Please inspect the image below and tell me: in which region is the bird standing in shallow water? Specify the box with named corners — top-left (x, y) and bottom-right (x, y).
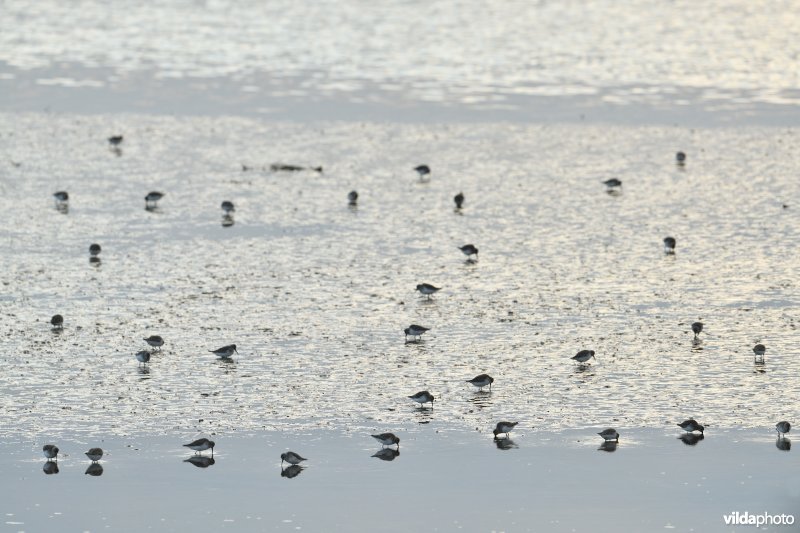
top-left (184, 438), bottom-right (215, 455)
top-left (598, 428), bottom-right (619, 442)
top-left (143, 335), bottom-right (164, 349)
top-left (466, 374), bottom-right (494, 391)
top-left (493, 421), bottom-right (519, 438)
top-left (145, 191), bottom-right (164, 208)
top-left (53, 191), bottom-right (69, 203)
top-left (220, 201), bottom-right (235, 214)
top-left (454, 192), bottom-right (464, 209)
top-left (209, 344), bottom-right (237, 359)
top-left (372, 433), bottom-right (400, 447)
top-left (676, 151), bottom-right (686, 165)
top-left (409, 390), bottom-right (434, 407)
top-left (347, 190), bottom-right (358, 206)
top-left (404, 325), bottom-right (429, 341)
top-left (663, 237), bottom-right (676, 254)
top-left (459, 244), bottom-right (478, 260)
top-left (108, 135), bottom-right (123, 146)
top-left (281, 452), bottom-right (307, 466)
top-left (776, 421), bottom-right (791, 437)
top-left (50, 314), bottom-right (64, 329)
top-left (677, 419), bottom-right (705, 433)
top-left (414, 164), bottom-right (430, 180)
top-left (135, 350), bottom-right (151, 366)
top-left (85, 448), bottom-right (103, 462)
top-left (416, 283), bottom-right (440, 299)
top-left (691, 322), bottom-right (703, 338)
top-left (89, 243), bottom-right (101, 256)
top-left (602, 178), bottom-right (622, 190)
top-left (43, 444), bottom-right (59, 461)
top-left (571, 350), bottom-right (595, 365)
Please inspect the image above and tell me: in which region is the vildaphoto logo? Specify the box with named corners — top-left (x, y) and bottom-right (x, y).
top-left (723, 512), bottom-right (794, 526)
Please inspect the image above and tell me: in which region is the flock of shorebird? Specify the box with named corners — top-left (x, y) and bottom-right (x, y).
top-left (39, 142), bottom-right (792, 477)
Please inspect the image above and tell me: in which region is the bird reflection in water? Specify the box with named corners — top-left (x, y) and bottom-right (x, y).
top-left (137, 366), bottom-right (151, 377)
top-left (184, 456), bottom-right (216, 468)
top-left (221, 214), bottom-right (234, 227)
top-left (281, 465), bottom-right (305, 478)
top-left (776, 437), bottom-right (791, 452)
top-left (598, 441), bottom-right (618, 452)
top-left (43, 461), bottom-right (60, 475)
top-left (372, 448), bottom-right (400, 461)
top-left (678, 433), bottom-right (705, 446)
top-left (691, 338), bottom-right (703, 353)
top-left (85, 463), bottom-right (104, 476)
top-left (494, 437), bottom-right (517, 450)
top-left (89, 257), bottom-right (101, 267)
top-left (467, 392), bottom-right (493, 410)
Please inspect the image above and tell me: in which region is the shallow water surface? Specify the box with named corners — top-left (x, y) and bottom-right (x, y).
top-left (1, 114), bottom-right (798, 440)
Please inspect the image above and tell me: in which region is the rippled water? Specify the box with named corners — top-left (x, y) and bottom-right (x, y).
top-left (1, 0), bottom-right (799, 120)
top-left (1, 113), bottom-right (798, 439)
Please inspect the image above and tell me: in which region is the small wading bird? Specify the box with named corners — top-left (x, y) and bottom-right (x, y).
top-left (53, 191), bottom-right (69, 204)
top-left (184, 438), bottom-right (215, 455)
top-left (663, 236), bottom-right (676, 254)
top-left (89, 243), bottom-right (102, 256)
top-left (409, 390), bottom-right (434, 407)
top-left (85, 448), bottom-right (104, 462)
top-left (404, 325), bottom-right (429, 341)
top-left (43, 444), bottom-right (59, 461)
top-left (571, 349), bottom-right (596, 365)
top-left (209, 344), bottom-right (238, 359)
top-left (776, 421), bottom-right (791, 437)
top-left (598, 428), bottom-right (619, 442)
top-left (677, 419), bottom-right (705, 434)
top-left (347, 190), bottom-right (358, 206)
top-left (691, 322), bottom-right (703, 338)
top-left (145, 191), bottom-right (164, 209)
top-left (135, 350), bottom-right (151, 366)
top-left (50, 314), bottom-right (64, 329)
top-left (466, 373), bottom-right (494, 391)
top-left (108, 135), bottom-right (123, 146)
top-left (602, 178), bottom-right (622, 190)
top-left (493, 421), bottom-right (519, 439)
top-left (676, 151), bottom-right (686, 165)
top-left (414, 164), bottom-right (430, 180)
top-left (454, 192), bottom-right (464, 209)
top-left (143, 335), bottom-right (164, 349)
top-left (372, 433), bottom-right (400, 448)
top-left (221, 201), bottom-right (235, 214)
top-left (459, 244), bottom-right (478, 260)
top-left (280, 451), bottom-right (307, 466)
top-left (416, 283), bottom-right (440, 298)
top-left (753, 343), bottom-right (766, 363)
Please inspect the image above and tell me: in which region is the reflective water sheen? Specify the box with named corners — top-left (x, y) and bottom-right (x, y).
top-left (1, 0), bottom-right (799, 121)
top-left (1, 113), bottom-right (798, 439)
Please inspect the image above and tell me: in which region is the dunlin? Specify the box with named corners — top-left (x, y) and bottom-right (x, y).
top-left (571, 350), bottom-right (596, 365)
top-left (348, 190), bottom-right (358, 206)
top-left (409, 390), bottom-right (434, 407)
top-left (691, 322), bottom-right (703, 338)
top-left (221, 201), bottom-right (235, 214)
top-left (53, 191), bottom-right (69, 203)
top-left (776, 421), bottom-right (791, 437)
top-left (676, 151), bottom-right (686, 164)
top-left (270, 163), bottom-right (323, 173)
top-left (209, 344), bottom-right (237, 358)
top-left (372, 432), bottom-right (400, 447)
top-left (85, 448), bottom-right (104, 462)
top-left (602, 178), bottom-right (622, 189)
top-left (135, 350), bottom-right (151, 365)
top-left (414, 164), bottom-right (430, 179)
top-left (598, 428), bottom-right (619, 442)
top-left (663, 237), bottom-right (676, 254)
top-left (183, 438), bottom-right (215, 455)
top-left (89, 243), bottom-right (102, 256)
top-left (143, 335), bottom-right (164, 349)
top-left (108, 135), bottom-right (123, 146)
top-left (416, 283), bottom-right (441, 298)
top-left (466, 374), bottom-right (494, 391)
top-left (50, 314), bottom-right (64, 329)
top-left (43, 444), bottom-right (59, 461)
top-left (280, 451), bottom-right (307, 466)
top-left (459, 244), bottom-right (479, 259)
top-left (493, 421), bottom-right (519, 438)
top-left (145, 191), bottom-right (164, 208)
top-left (677, 419), bottom-right (705, 433)
top-left (404, 325), bottom-right (430, 341)
top-left (454, 192), bottom-right (464, 209)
